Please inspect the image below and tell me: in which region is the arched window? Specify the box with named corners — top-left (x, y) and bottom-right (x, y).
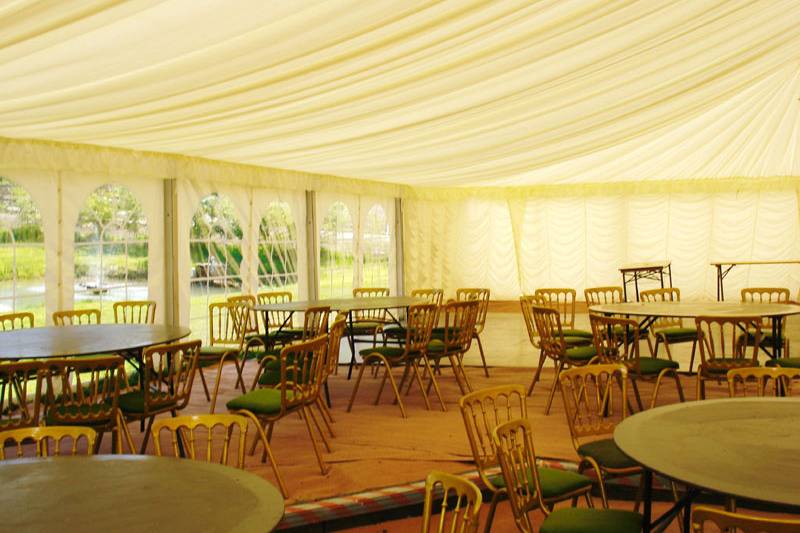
top-left (362, 204), bottom-right (390, 288)
top-left (0, 177), bottom-right (45, 325)
top-left (74, 184), bottom-right (148, 322)
top-left (319, 202), bottom-right (354, 298)
top-left (258, 202), bottom-right (298, 297)
top-left (190, 194), bottom-right (243, 337)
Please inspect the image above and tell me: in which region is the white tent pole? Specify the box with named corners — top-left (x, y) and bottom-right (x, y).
top-left (394, 197), bottom-right (404, 297)
top-left (305, 190), bottom-right (319, 301)
top-left (163, 178), bottom-right (179, 326)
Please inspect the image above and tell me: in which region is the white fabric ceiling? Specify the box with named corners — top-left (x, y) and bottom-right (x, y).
top-left (1, 0), bottom-right (799, 187)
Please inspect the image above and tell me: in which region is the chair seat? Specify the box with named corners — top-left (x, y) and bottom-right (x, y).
top-left (199, 346), bottom-right (238, 358)
top-left (766, 358), bottom-right (800, 368)
top-left (226, 388), bottom-right (293, 415)
top-left (359, 346), bottom-right (406, 358)
top-left (632, 357), bottom-right (680, 375)
top-left (577, 438), bottom-right (639, 470)
top-left (656, 327), bottom-right (697, 341)
top-left (45, 403), bottom-right (115, 425)
top-left (541, 507), bottom-right (642, 533)
top-left (741, 330), bottom-right (786, 345)
top-left (561, 328), bottom-right (593, 339)
top-left (118, 390), bottom-right (175, 413)
top-left (349, 321), bottom-right (384, 334)
top-left (565, 345), bottom-right (597, 362)
top-left (383, 325), bottom-right (405, 335)
top-left (702, 359), bottom-right (759, 374)
top-left (563, 336), bottom-right (593, 346)
top-left (488, 467), bottom-right (592, 499)
top-left (431, 327), bottom-right (465, 340)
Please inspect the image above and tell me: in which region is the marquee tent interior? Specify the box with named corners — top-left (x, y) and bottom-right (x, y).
top-left (2, 1), bottom-right (800, 532)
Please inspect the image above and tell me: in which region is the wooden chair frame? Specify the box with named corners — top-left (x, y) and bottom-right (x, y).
top-left (0, 426), bottom-right (97, 459)
top-left (315, 315), bottom-right (347, 439)
top-left (0, 361), bottom-right (44, 430)
top-left (53, 308), bottom-right (101, 326)
top-left (200, 302), bottom-right (247, 413)
top-left (152, 414), bottom-right (249, 468)
top-left (456, 288), bottom-right (490, 378)
top-left (696, 316), bottom-right (761, 400)
top-left (640, 287), bottom-right (697, 370)
top-left (228, 294), bottom-right (260, 338)
top-left (741, 287), bottom-right (790, 357)
top-left (691, 505), bottom-right (800, 532)
top-left (520, 295), bottom-right (547, 396)
top-left (113, 300), bottom-right (156, 324)
top-left (584, 286), bottom-right (624, 306)
top-left (426, 300), bottom-right (480, 397)
top-left (256, 291), bottom-right (297, 348)
top-left (727, 366), bottom-right (800, 397)
top-left (0, 311), bottom-right (34, 331)
top-left (351, 287), bottom-right (391, 347)
top-left (421, 470), bottom-right (483, 533)
top-left (383, 288), bottom-right (444, 343)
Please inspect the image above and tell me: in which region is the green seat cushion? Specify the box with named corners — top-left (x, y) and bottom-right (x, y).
top-left (766, 358), bottom-right (800, 368)
top-left (118, 390), bottom-right (175, 413)
top-left (634, 357), bottom-right (680, 375)
top-left (563, 336), bottom-right (593, 347)
top-left (577, 438), bottom-right (638, 470)
top-left (561, 328), bottom-right (593, 339)
top-left (488, 467), bottom-right (592, 499)
top-left (358, 346), bottom-right (405, 358)
top-left (200, 346), bottom-right (238, 357)
top-left (565, 345), bottom-right (597, 362)
top-left (656, 327), bottom-right (697, 341)
top-left (431, 327), bottom-right (465, 340)
top-left (350, 321), bottom-right (383, 334)
top-left (541, 507), bottom-right (642, 533)
top-left (383, 326), bottom-right (406, 337)
top-left (45, 402), bottom-right (115, 425)
top-left (703, 359), bottom-right (759, 374)
top-left (226, 388), bottom-right (292, 415)
top-left (426, 339), bottom-right (447, 353)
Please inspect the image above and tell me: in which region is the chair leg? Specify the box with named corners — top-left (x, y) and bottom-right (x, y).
top-left (347, 360), bottom-right (370, 413)
top-left (527, 350), bottom-right (547, 397)
top-left (688, 340), bottom-right (698, 374)
top-left (410, 359), bottom-right (432, 410)
top-left (306, 402), bottom-right (332, 453)
top-left (118, 412), bottom-right (136, 454)
top-left (422, 355), bottom-right (446, 412)
top-left (197, 366), bottom-right (212, 402)
top-left (315, 397), bottom-right (336, 438)
top-left (235, 410), bottom-right (288, 498)
top-left (630, 378), bottom-right (645, 411)
top-left (653, 337), bottom-right (661, 358)
top-left (139, 416), bottom-right (155, 455)
top-left (301, 406), bottom-right (330, 475)
top-left (544, 360), bottom-right (564, 415)
top-left (475, 333), bottom-right (489, 377)
top-left (483, 489), bottom-right (504, 533)
top-left (210, 357), bottom-right (228, 414)
top-left (375, 364), bottom-right (390, 405)
top-left (581, 457), bottom-right (608, 508)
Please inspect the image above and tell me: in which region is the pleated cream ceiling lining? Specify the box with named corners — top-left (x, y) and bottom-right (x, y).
top-left (1, 0), bottom-right (799, 187)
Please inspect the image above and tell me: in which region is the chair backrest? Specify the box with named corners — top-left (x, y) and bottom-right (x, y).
top-left (301, 306), bottom-right (330, 340)
top-left (695, 316), bottom-right (760, 366)
top-left (403, 303), bottom-right (438, 355)
top-left (421, 470), bottom-right (482, 533)
top-left (0, 312), bottom-right (34, 331)
top-left (352, 287), bottom-right (390, 322)
top-left (458, 384), bottom-right (527, 491)
top-left (584, 286), bottom-right (624, 305)
top-left (412, 288), bottom-right (444, 324)
top-left (227, 295), bottom-right (259, 336)
top-left (456, 288), bottom-right (490, 332)
top-left (0, 426), bottom-right (97, 459)
top-left (519, 296), bottom-right (539, 349)
top-left (113, 300), bottom-right (156, 324)
top-left (589, 314), bottom-right (643, 373)
top-left (727, 367), bottom-right (800, 397)
top-left (275, 334), bottom-right (329, 412)
top-left (152, 414), bottom-right (249, 468)
top-left (43, 356), bottom-right (123, 427)
top-left (324, 315), bottom-right (347, 380)
top-left (691, 505), bottom-right (800, 533)
top-left (257, 291), bottom-right (294, 330)
top-left (530, 305), bottom-right (566, 359)
top-left (53, 308), bottom-right (100, 326)
top-left (140, 339), bottom-right (201, 414)
top-left (439, 300), bottom-right (480, 354)
top-left (559, 364), bottom-right (628, 449)
top-left (0, 361), bottom-right (44, 430)
top-left (534, 288), bottom-right (577, 329)
top-left (640, 287), bottom-right (683, 329)
top-left (208, 302), bottom-right (245, 349)
top-left (741, 287), bottom-right (790, 328)
top-left (492, 418), bottom-right (546, 533)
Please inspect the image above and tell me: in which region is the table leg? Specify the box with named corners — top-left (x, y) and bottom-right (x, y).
top-left (623, 273), bottom-right (629, 302)
top-left (346, 310), bottom-right (358, 380)
top-left (643, 469), bottom-right (653, 533)
top-left (668, 264), bottom-right (673, 288)
top-left (716, 264), bottom-right (723, 301)
top-left (659, 268), bottom-right (664, 289)
top-left (634, 273), bottom-right (640, 302)
top-left (774, 315), bottom-right (782, 359)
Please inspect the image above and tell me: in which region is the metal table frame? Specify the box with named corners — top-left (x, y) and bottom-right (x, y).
top-left (619, 262), bottom-right (672, 302)
top-left (711, 260), bottom-right (800, 301)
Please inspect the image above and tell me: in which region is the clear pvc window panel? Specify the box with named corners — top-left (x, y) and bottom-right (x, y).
top-left (361, 204), bottom-right (390, 289)
top-left (258, 202), bottom-right (299, 298)
top-left (319, 201), bottom-right (354, 299)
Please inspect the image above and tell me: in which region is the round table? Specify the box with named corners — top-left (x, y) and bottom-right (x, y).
top-left (0, 455), bottom-right (285, 532)
top-left (0, 324), bottom-right (191, 360)
top-left (614, 398), bottom-right (800, 531)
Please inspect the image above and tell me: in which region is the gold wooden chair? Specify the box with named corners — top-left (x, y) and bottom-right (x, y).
top-left (0, 361), bottom-right (44, 430)
top-left (351, 287), bottom-right (391, 347)
top-left (458, 384), bottom-right (593, 533)
top-left (589, 314), bottom-right (684, 409)
top-left (534, 288), bottom-right (593, 341)
top-left (349, 303), bottom-right (441, 418)
top-left (228, 294), bottom-right (260, 339)
top-left (727, 366), bottom-right (800, 397)
top-left (0, 311), bottom-right (34, 330)
top-left (227, 334), bottom-right (329, 485)
top-left (53, 308), bottom-right (101, 326)
top-left (691, 505), bottom-right (800, 532)
top-left (696, 316), bottom-right (761, 400)
top-left (640, 287), bottom-right (698, 370)
top-left (152, 414), bottom-right (250, 468)
top-left (584, 286), bottom-right (624, 306)
top-left (383, 288), bottom-right (444, 343)
top-left (198, 302), bottom-right (247, 413)
top-left (741, 287), bottom-right (791, 357)
top-left (493, 418), bottom-right (642, 533)
top-left (559, 364), bottom-right (641, 508)
top-left (0, 426), bottom-right (97, 459)
top-left (530, 305), bottom-right (597, 414)
top-left (315, 315), bottom-right (347, 438)
top-left (257, 291), bottom-right (301, 349)
top-left (43, 355), bottom-right (126, 453)
top-left (426, 300), bottom-right (480, 396)
top-left (113, 300), bottom-right (156, 324)
top-left (119, 339), bottom-right (200, 454)
top-left (453, 288), bottom-right (491, 378)
top-left (421, 470), bottom-right (483, 533)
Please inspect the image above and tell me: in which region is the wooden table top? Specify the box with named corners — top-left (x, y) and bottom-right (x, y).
top-left (0, 324), bottom-right (191, 359)
top-left (619, 261), bottom-right (671, 272)
top-left (711, 259), bottom-right (800, 266)
top-left (0, 455), bottom-right (284, 532)
top-left (589, 301), bottom-right (800, 319)
top-left (255, 296), bottom-right (424, 313)
top-left (614, 398), bottom-right (800, 507)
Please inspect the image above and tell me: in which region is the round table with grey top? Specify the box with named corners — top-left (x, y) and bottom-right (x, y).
top-left (0, 455), bottom-right (285, 532)
top-left (614, 398), bottom-right (800, 532)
